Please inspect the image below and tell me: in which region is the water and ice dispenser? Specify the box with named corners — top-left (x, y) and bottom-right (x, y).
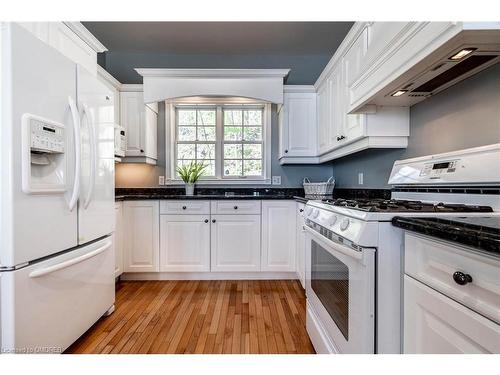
top-left (22, 113), bottom-right (68, 194)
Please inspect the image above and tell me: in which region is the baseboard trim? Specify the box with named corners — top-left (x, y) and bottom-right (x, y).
top-left (121, 271), bottom-right (298, 281)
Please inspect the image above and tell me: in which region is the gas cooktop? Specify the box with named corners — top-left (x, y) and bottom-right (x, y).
top-left (321, 198), bottom-right (494, 213)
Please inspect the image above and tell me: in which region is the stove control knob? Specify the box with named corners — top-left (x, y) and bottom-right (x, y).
top-left (340, 218), bottom-right (350, 231)
top-left (305, 206), bottom-right (313, 216)
top-left (311, 209), bottom-right (320, 218)
top-left (329, 216), bottom-right (337, 227)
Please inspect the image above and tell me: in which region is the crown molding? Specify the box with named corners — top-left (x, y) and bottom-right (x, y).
top-left (135, 68), bottom-right (290, 79)
top-left (283, 85), bottom-right (316, 94)
top-left (63, 22), bottom-right (107, 53)
top-left (97, 65), bottom-right (122, 89)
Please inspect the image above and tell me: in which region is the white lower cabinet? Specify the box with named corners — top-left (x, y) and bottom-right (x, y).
top-left (261, 201), bottom-right (297, 272)
top-left (295, 202), bottom-right (306, 288)
top-left (404, 275), bottom-right (500, 354)
top-left (159, 215), bottom-right (211, 272)
top-left (211, 215), bottom-right (261, 272)
top-left (123, 200), bottom-right (159, 272)
top-left (114, 201), bottom-right (124, 277)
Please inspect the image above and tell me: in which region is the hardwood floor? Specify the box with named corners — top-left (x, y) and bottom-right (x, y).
top-left (65, 280), bottom-right (315, 354)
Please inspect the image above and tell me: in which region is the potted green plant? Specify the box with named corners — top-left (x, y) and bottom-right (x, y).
top-left (176, 161), bottom-right (206, 196)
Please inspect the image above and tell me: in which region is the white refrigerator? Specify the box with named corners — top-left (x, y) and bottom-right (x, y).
top-left (0, 23), bottom-right (115, 353)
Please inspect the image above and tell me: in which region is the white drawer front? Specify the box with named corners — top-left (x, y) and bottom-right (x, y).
top-left (160, 200), bottom-right (210, 215)
top-left (211, 200), bottom-right (261, 215)
top-left (404, 275), bottom-right (500, 354)
top-left (405, 233), bottom-right (500, 324)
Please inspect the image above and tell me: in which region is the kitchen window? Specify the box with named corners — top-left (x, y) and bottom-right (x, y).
top-left (166, 98), bottom-right (272, 184)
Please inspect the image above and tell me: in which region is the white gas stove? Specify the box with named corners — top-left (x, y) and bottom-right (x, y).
top-left (304, 144), bottom-right (500, 354)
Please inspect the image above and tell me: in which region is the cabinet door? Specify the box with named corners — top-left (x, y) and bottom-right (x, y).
top-left (282, 93), bottom-right (317, 157)
top-left (114, 202), bottom-right (124, 277)
top-left (144, 105), bottom-right (158, 160)
top-left (160, 215), bottom-right (211, 272)
top-left (316, 82), bottom-right (330, 155)
top-left (120, 91), bottom-right (145, 157)
top-left (404, 275), bottom-right (500, 354)
top-left (261, 201), bottom-right (297, 272)
top-left (123, 200), bottom-right (159, 272)
top-left (211, 215), bottom-right (261, 272)
top-left (342, 29), bottom-right (367, 143)
top-left (296, 203), bottom-right (306, 288)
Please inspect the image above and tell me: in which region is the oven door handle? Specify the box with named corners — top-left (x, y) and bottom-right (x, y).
top-left (304, 225), bottom-right (364, 261)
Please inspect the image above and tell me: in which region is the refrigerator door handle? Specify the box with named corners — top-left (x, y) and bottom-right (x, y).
top-left (28, 239), bottom-right (112, 278)
top-left (68, 96), bottom-right (81, 211)
top-left (81, 103), bottom-right (96, 209)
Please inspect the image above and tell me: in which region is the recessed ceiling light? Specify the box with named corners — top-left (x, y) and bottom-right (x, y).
top-left (449, 48), bottom-right (477, 60)
top-left (391, 90), bottom-right (407, 97)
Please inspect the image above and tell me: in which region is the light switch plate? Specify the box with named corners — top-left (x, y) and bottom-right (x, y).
top-left (158, 176), bottom-right (165, 185)
top-left (358, 172), bottom-right (364, 185)
top-left (272, 176), bottom-right (282, 185)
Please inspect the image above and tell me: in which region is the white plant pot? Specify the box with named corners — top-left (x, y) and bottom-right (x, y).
top-left (185, 183), bottom-right (195, 196)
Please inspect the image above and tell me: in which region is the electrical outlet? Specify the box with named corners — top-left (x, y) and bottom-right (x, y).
top-left (158, 176), bottom-right (165, 185)
top-left (272, 176), bottom-right (282, 185)
top-left (358, 172), bottom-right (364, 185)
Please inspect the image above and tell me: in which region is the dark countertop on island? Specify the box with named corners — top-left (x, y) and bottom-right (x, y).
top-left (392, 216), bottom-right (500, 256)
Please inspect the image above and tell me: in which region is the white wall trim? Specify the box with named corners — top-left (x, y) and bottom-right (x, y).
top-left (97, 65), bottom-right (122, 90)
top-left (63, 22), bottom-right (107, 53)
top-left (120, 83), bottom-right (143, 92)
top-left (137, 69), bottom-right (290, 104)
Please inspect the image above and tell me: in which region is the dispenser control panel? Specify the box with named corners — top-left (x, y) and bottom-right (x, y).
top-left (29, 118), bottom-right (65, 153)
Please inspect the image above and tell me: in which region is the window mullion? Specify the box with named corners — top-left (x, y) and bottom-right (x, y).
top-left (216, 106), bottom-right (223, 180)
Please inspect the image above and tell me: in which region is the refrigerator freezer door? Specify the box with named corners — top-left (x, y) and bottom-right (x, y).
top-left (77, 66), bottom-right (115, 245)
top-left (0, 23), bottom-right (78, 268)
top-left (0, 236), bottom-right (115, 353)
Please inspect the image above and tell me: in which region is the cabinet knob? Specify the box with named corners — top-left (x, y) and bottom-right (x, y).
top-left (453, 271), bottom-right (472, 285)
top-left (336, 136), bottom-right (340, 141)
top-left (284, 149), bottom-right (288, 153)
top-left (204, 219), bottom-right (209, 223)
top-left (212, 219), bottom-right (216, 223)
top-left (182, 206), bottom-right (187, 210)
top-left (299, 209), bottom-right (304, 212)
top-left (140, 149), bottom-right (144, 153)
top-left (339, 135), bottom-right (346, 140)
top-left (234, 206), bottom-right (238, 210)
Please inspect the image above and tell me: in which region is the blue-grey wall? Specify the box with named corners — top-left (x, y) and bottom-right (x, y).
top-left (331, 63), bottom-right (500, 189)
top-left (115, 104), bottom-right (334, 188)
top-left (101, 51), bottom-right (333, 85)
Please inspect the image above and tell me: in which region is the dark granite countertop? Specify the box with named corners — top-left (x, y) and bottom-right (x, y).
top-left (115, 187), bottom-right (305, 201)
top-left (392, 216), bottom-right (500, 256)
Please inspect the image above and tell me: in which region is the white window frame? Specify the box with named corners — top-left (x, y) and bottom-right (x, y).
top-left (165, 97), bottom-right (272, 185)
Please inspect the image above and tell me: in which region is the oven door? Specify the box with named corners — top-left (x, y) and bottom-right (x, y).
top-left (305, 225), bottom-right (375, 354)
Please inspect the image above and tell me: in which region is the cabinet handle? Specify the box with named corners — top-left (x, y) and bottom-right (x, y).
top-left (204, 219), bottom-right (209, 223)
top-left (212, 219), bottom-right (216, 223)
top-left (453, 271), bottom-right (473, 285)
top-left (284, 149), bottom-right (288, 153)
top-left (182, 206), bottom-right (187, 210)
top-left (234, 206), bottom-right (238, 210)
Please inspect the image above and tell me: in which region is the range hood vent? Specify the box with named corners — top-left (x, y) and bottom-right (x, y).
top-left (412, 54), bottom-right (497, 93)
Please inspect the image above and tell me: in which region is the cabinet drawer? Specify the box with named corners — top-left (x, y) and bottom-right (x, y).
top-left (210, 200), bottom-right (261, 215)
top-left (404, 233), bottom-right (500, 324)
top-left (160, 200), bottom-right (210, 215)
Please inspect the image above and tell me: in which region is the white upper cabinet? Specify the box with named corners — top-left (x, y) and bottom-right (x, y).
top-left (316, 82), bottom-right (330, 155)
top-left (278, 88), bottom-right (318, 164)
top-left (120, 90), bottom-right (158, 164)
top-left (261, 201), bottom-right (297, 272)
top-left (349, 22), bottom-right (500, 111)
top-left (17, 22), bottom-right (106, 75)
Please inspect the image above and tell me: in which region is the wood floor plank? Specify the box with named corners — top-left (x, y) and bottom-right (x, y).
top-left (65, 280), bottom-right (315, 354)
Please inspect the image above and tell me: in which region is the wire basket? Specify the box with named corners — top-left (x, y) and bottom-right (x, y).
top-left (303, 177), bottom-right (335, 199)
